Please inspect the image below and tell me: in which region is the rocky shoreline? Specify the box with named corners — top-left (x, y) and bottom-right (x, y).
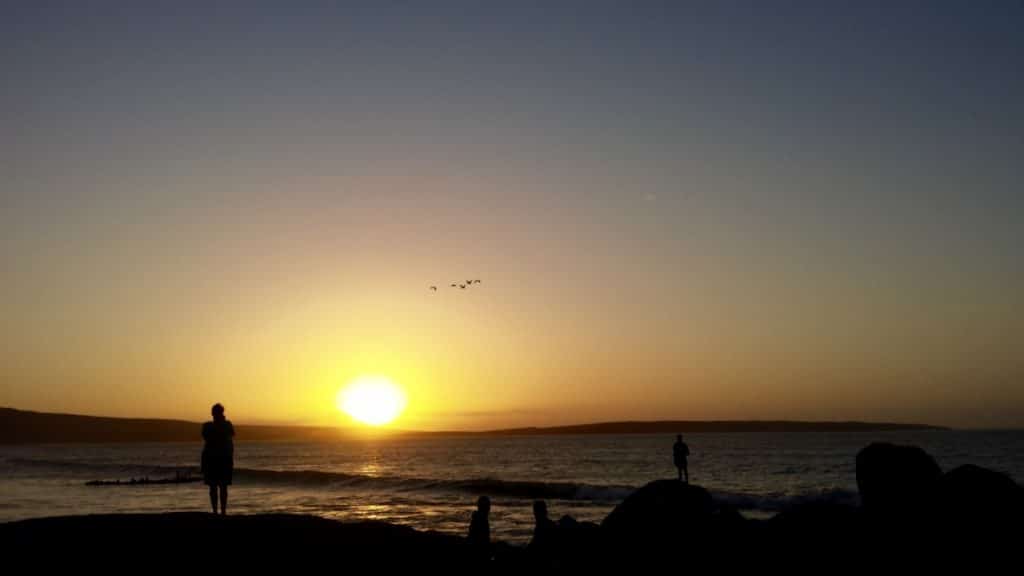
top-left (4, 442), bottom-right (1020, 566)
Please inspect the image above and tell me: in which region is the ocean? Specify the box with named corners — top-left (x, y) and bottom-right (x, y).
top-left (2, 430), bottom-right (1022, 543)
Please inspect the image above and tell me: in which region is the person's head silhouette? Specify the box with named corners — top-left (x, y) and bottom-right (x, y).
top-left (677, 434), bottom-right (682, 442)
top-left (476, 495), bottom-right (490, 515)
top-left (212, 403), bottom-right (225, 422)
top-left (533, 500), bottom-right (548, 521)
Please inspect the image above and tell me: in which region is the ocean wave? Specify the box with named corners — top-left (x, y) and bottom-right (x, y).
top-left (7, 456), bottom-right (859, 510)
top-left (7, 457), bottom-right (634, 502)
top-left (234, 468), bottom-right (636, 501)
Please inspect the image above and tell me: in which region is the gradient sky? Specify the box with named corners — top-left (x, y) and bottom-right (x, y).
top-left (2, 1), bottom-right (1022, 429)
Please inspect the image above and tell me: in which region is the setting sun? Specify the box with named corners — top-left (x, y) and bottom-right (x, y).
top-left (336, 377), bottom-right (407, 426)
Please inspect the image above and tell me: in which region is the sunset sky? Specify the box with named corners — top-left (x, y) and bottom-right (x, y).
top-left (2, 1), bottom-right (1022, 430)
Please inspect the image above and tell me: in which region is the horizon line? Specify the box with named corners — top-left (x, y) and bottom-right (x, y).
top-left (1, 406), bottom-right (975, 434)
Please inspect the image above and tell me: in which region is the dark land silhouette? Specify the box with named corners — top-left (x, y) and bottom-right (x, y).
top-left (4, 441), bottom-right (1020, 567)
top-left (0, 407), bottom-right (947, 444)
top-left (0, 407), bottom-right (346, 444)
top-left (466, 420), bottom-right (950, 435)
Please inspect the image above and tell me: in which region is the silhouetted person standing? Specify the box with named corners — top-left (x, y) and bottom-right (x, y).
top-left (673, 434), bottom-right (689, 483)
top-left (467, 495), bottom-right (491, 562)
top-left (202, 403), bottom-right (234, 515)
top-left (528, 500), bottom-right (559, 563)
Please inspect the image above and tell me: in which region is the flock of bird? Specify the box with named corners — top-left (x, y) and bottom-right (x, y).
top-left (429, 279), bottom-right (481, 291)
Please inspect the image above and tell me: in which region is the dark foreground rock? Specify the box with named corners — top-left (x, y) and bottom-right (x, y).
top-left (1, 512), bottom-right (479, 567)
top-left (856, 441), bottom-right (941, 516)
top-left (602, 479), bottom-right (715, 536)
top-left (854, 442), bottom-right (1023, 554)
top-left (929, 463), bottom-right (1024, 544)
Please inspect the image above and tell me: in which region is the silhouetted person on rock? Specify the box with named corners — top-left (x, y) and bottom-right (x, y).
top-left (467, 495), bottom-right (491, 562)
top-left (673, 434), bottom-right (689, 483)
top-left (528, 500), bottom-right (559, 563)
top-left (201, 403), bottom-right (234, 515)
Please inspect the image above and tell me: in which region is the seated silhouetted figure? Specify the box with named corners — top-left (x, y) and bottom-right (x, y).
top-left (201, 403), bottom-right (235, 514)
top-left (467, 496), bottom-right (491, 562)
top-left (673, 434), bottom-right (689, 483)
top-left (528, 500), bottom-right (559, 563)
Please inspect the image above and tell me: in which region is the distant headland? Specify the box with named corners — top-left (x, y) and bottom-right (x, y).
top-left (427, 420), bottom-right (949, 436)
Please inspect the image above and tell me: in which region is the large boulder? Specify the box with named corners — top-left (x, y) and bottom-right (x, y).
top-left (932, 464), bottom-right (1024, 527)
top-left (600, 481), bottom-right (760, 568)
top-left (856, 442), bottom-right (941, 516)
top-left (601, 480), bottom-right (715, 543)
top-left (917, 464), bottom-right (1023, 554)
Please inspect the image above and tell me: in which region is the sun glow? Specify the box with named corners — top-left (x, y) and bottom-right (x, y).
top-left (336, 376), bottom-right (407, 426)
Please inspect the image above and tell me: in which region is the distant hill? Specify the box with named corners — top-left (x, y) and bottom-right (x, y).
top-left (1, 407), bottom-right (947, 444)
top-left (0, 408), bottom-right (348, 444)
top-left (461, 420), bottom-right (949, 436)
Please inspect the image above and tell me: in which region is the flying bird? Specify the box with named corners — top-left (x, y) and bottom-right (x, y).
top-left (450, 283), bottom-right (458, 288)
top-left (459, 284), bottom-right (467, 289)
top-left (429, 286), bottom-right (437, 291)
top-left (473, 279), bottom-right (481, 284)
